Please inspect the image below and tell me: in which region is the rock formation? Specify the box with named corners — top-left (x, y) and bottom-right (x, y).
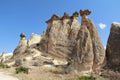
top-left (28, 33), bottom-right (41, 47)
top-left (42, 9), bottom-right (105, 72)
top-left (13, 33), bottom-right (27, 57)
top-left (13, 9), bottom-right (105, 72)
top-left (106, 22), bottom-right (120, 71)
top-left (45, 12), bottom-right (80, 60)
top-left (13, 33), bottom-right (41, 58)
top-left (71, 10), bottom-right (105, 72)
top-left (82, 9), bottom-right (105, 70)
top-left (72, 25), bottom-right (93, 72)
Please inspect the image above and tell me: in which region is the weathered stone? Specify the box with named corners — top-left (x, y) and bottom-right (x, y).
top-left (13, 33), bottom-right (27, 57)
top-left (80, 9), bottom-right (91, 16)
top-left (46, 14), bottom-right (60, 24)
top-left (72, 25), bottom-right (93, 72)
top-left (0, 52), bottom-right (13, 63)
top-left (72, 12), bottom-right (79, 18)
top-left (12, 10), bottom-right (105, 73)
top-left (20, 33), bottom-right (26, 39)
top-left (106, 22), bottom-right (120, 70)
top-left (14, 58), bottom-right (22, 66)
top-left (79, 10), bottom-right (105, 70)
top-left (44, 10), bottom-right (105, 72)
top-left (13, 33), bottom-right (42, 58)
top-left (88, 20), bottom-right (105, 70)
top-left (27, 33), bottom-right (41, 47)
top-left (45, 13), bottom-right (80, 60)
top-left (61, 12), bottom-right (70, 20)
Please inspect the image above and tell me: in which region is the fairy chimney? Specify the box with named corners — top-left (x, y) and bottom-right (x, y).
top-left (20, 33), bottom-right (26, 40)
top-left (72, 11), bottom-right (79, 19)
top-left (46, 14), bottom-right (60, 24)
top-left (80, 9), bottom-right (91, 27)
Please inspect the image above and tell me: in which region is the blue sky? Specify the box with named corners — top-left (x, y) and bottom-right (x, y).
top-left (0, 0), bottom-right (120, 53)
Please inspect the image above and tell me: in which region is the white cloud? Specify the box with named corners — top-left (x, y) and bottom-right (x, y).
top-left (98, 23), bottom-right (106, 29)
top-left (104, 46), bottom-right (106, 50)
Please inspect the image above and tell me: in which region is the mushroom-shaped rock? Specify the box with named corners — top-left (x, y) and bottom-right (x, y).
top-left (61, 12), bottom-right (70, 20)
top-left (79, 9), bottom-right (91, 28)
top-left (20, 33), bottom-right (26, 40)
top-left (46, 14), bottom-right (60, 24)
top-left (72, 11), bottom-right (79, 18)
top-left (79, 9), bottom-right (105, 70)
top-left (13, 33), bottom-right (27, 58)
top-left (80, 9), bottom-right (91, 16)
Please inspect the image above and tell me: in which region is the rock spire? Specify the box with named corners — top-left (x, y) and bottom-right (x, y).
top-left (106, 22), bottom-right (120, 71)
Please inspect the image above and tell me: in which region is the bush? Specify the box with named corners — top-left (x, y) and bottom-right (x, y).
top-left (55, 65), bottom-right (63, 69)
top-left (15, 66), bottom-right (29, 74)
top-left (78, 76), bottom-right (96, 80)
top-left (0, 63), bottom-right (10, 68)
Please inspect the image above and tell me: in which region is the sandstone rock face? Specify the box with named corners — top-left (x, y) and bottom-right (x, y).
top-left (106, 22), bottom-right (120, 70)
top-left (44, 10), bottom-right (105, 71)
top-left (71, 10), bottom-right (105, 71)
top-left (13, 33), bottom-right (41, 58)
top-left (28, 33), bottom-right (41, 47)
top-left (45, 13), bottom-right (80, 59)
top-left (72, 25), bottom-right (93, 72)
top-left (88, 20), bottom-right (105, 70)
top-left (0, 53), bottom-right (13, 63)
top-left (13, 33), bottom-right (27, 57)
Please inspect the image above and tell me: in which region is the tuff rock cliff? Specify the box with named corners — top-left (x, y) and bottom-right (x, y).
top-left (45, 12), bottom-right (80, 59)
top-left (106, 22), bottom-right (120, 71)
top-left (13, 9), bottom-right (105, 72)
top-left (43, 9), bottom-right (105, 71)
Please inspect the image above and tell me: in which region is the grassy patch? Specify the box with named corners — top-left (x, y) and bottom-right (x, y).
top-left (55, 65), bottom-right (63, 69)
top-left (15, 66), bottom-right (29, 74)
top-left (0, 63), bottom-right (11, 68)
top-left (77, 76), bottom-right (96, 80)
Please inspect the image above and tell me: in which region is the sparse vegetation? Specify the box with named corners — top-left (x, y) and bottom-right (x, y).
top-left (0, 63), bottom-right (10, 68)
top-left (77, 76), bottom-right (96, 80)
top-left (55, 65), bottom-right (63, 69)
top-left (15, 66), bottom-right (29, 74)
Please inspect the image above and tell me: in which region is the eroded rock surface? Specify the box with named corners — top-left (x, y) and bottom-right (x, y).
top-left (13, 33), bottom-right (41, 58)
top-left (13, 33), bottom-right (27, 57)
top-left (72, 25), bottom-right (93, 72)
top-left (13, 9), bottom-right (105, 72)
top-left (80, 10), bottom-right (105, 70)
top-left (106, 22), bottom-right (120, 70)
top-left (45, 12), bottom-right (80, 59)
top-left (71, 10), bottom-right (105, 72)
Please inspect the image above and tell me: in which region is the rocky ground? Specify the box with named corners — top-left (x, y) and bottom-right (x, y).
top-left (0, 50), bottom-right (120, 80)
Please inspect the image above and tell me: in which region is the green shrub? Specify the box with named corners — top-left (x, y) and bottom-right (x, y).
top-left (15, 66), bottom-right (29, 74)
top-left (0, 63), bottom-right (10, 68)
top-left (77, 76), bottom-right (96, 80)
top-left (55, 65), bottom-right (63, 69)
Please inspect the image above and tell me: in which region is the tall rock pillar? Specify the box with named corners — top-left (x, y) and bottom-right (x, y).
top-left (106, 22), bottom-right (120, 71)
top-left (72, 10), bottom-right (105, 72)
top-left (80, 9), bottom-right (105, 70)
top-left (13, 33), bottom-right (27, 58)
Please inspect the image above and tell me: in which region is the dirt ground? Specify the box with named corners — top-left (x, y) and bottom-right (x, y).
top-left (0, 65), bottom-right (113, 80)
top-left (0, 65), bottom-right (82, 80)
